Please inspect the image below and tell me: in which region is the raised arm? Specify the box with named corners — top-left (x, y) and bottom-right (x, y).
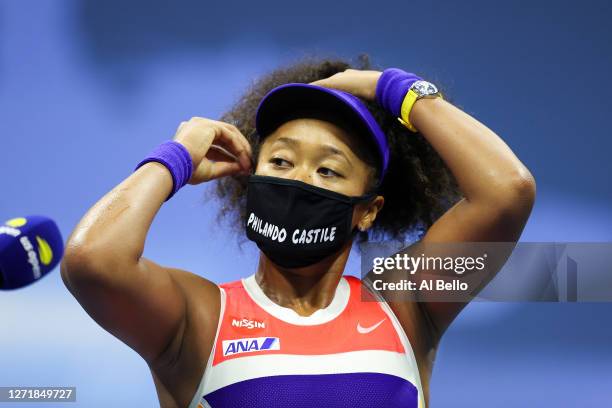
top-left (60, 118), bottom-right (252, 367)
top-left (311, 68), bottom-right (536, 344)
top-left (409, 96), bottom-right (535, 336)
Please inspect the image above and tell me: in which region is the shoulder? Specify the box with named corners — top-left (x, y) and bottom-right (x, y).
top-left (168, 272), bottom-right (250, 324)
top-left (152, 269), bottom-right (224, 370)
top-left (167, 268), bottom-right (221, 304)
top-left (218, 277), bottom-right (245, 292)
top-left (162, 268), bottom-right (223, 340)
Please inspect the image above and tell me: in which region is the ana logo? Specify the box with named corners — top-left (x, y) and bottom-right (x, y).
top-left (222, 337), bottom-right (280, 356)
top-left (231, 318), bottom-right (266, 330)
top-left (36, 236), bottom-right (53, 266)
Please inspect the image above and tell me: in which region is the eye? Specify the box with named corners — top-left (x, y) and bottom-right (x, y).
top-left (318, 167), bottom-right (342, 177)
top-left (270, 157), bottom-right (292, 168)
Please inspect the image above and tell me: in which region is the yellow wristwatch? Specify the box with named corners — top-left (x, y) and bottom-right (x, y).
top-left (398, 80), bottom-right (442, 132)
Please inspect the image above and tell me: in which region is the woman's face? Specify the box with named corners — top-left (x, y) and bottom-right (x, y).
top-left (256, 117), bottom-right (374, 197)
top-left (255, 117), bottom-right (384, 234)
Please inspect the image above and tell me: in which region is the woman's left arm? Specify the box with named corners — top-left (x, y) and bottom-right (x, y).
top-left (408, 94), bottom-right (536, 334)
top-left (411, 96), bottom-right (536, 225)
top-left (313, 69), bottom-right (536, 337)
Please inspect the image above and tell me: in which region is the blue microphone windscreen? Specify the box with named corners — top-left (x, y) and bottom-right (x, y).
top-left (0, 216), bottom-right (64, 289)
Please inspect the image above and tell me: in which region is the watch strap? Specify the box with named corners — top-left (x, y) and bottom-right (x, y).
top-left (398, 88), bottom-right (420, 132)
top-left (398, 84), bottom-right (444, 133)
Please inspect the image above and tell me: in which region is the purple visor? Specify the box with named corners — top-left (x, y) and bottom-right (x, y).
top-left (255, 83), bottom-right (390, 179)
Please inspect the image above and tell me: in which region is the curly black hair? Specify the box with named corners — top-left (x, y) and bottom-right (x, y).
top-left (209, 53), bottom-right (461, 246)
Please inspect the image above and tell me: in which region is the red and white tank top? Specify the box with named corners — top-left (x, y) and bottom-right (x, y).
top-left (188, 273), bottom-right (426, 408)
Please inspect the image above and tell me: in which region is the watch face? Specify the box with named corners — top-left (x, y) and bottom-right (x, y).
top-left (413, 80), bottom-right (439, 96)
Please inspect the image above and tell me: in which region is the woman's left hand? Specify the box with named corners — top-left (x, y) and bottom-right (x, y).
top-left (309, 69), bottom-right (382, 102)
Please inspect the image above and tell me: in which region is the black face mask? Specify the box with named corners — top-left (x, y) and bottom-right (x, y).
top-left (245, 175), bottom-right (376, 268)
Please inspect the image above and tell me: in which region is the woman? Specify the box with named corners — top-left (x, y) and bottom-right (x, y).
top-left (61, 56), bottom-right (536, 408)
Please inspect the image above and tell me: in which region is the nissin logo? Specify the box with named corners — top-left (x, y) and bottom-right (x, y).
top-left (222, 337), bottom-right (280, 356)
top-left (232, 318), bottom-right (266, 329)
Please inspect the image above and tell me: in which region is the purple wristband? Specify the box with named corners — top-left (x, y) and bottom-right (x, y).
top-left (134, 140), bottom-right (194, 201)
top-left (375, 68), bottom-right (423, 118)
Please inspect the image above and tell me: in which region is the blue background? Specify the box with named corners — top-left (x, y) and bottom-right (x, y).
top-left (1, 0), bottom-right (611, 406)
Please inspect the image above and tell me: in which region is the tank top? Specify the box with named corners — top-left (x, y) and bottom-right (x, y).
top-left (187, 273), bottom-right (426, 408)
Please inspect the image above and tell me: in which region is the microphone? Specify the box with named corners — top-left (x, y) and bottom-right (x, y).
top-left (0, 216), bottom-right (64, 290)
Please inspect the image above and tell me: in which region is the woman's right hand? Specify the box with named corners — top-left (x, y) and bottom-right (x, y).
top-left (173, 117), bottom-right (253, 185)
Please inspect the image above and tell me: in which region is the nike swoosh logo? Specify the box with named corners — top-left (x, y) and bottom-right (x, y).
top-left (357, 318), bottom-right (386, 334)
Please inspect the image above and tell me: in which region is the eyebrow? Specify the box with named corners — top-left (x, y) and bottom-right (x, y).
top-left (274, 136), bottom-right (298, 147)
top-left (273, 136), bottom-right (352, 167)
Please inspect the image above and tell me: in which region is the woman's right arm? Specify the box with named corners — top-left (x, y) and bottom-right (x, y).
top-left (60, 118), bottom-right (252, 368)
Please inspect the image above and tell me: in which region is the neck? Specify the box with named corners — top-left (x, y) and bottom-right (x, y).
top-left (254, 239), bottom-right (353, 317)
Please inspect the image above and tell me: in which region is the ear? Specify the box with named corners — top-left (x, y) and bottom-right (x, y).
top-left (357, 196), bottom-right (385, 231)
